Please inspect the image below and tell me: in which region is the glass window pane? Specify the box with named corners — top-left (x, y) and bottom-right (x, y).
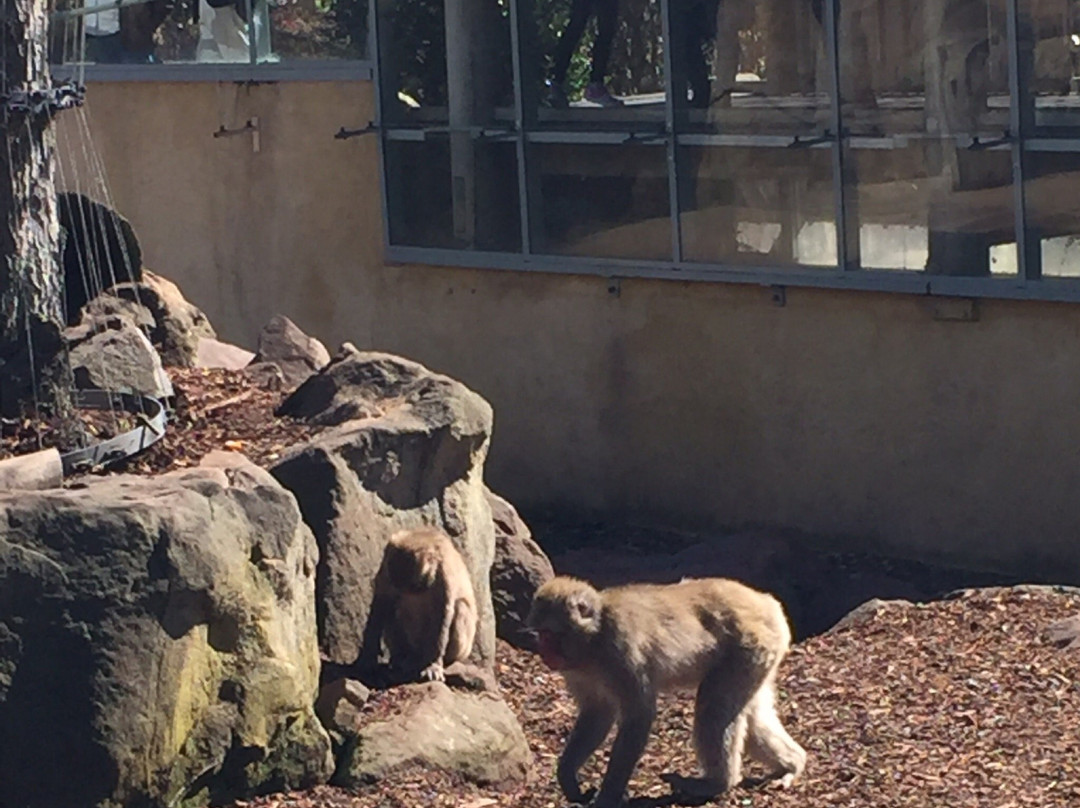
top-left (378, 0), bottom-right (514, 127)
top-left (522, 0), bottom-right (666, 130)
top-left (838, 0), bottom-right (1009, 137)
top-left (49, 0), bottom-right (369, 65)
top-left (529, 142), bottom-right (670, 259)
top-left (847, 143), bottom-right (1016, 275)
top-left (1024, 151), bottom-right (1080, 277)
top-left (678, 145), bottom-right (836, 265)
top-left (385, 136), bottom-right (522, 251)
top-left (672, 0), bottom-right (830, 136)
top-left (263, 0), bottom-right (370, 61)
top-left (1021, 0), bottom-right (1080, 136)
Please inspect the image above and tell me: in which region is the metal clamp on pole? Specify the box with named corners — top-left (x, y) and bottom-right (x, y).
top-left (335, 122), bottom-right (378, 139)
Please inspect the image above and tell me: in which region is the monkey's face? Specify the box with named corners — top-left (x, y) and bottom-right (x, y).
top-left (527, 578), bottom-right (602, 671)
top-left (386, 545), bottom-right (438, 593)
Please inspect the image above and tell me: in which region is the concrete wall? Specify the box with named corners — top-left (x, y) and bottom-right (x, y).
top-left (59, 81), bottom-right (1080, 578)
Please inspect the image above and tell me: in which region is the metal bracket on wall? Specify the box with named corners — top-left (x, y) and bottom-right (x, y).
top-left (335, 122), bottom-right (378, 140)
top-left (213, 117), bottom-right (260, 153)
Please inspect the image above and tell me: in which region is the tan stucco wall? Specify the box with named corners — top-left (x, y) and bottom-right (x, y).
top-left (59, 81), bottom-right (1080, 578)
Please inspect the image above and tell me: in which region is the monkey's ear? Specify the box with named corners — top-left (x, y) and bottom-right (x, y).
top-left (571, 594), bottom-right (597, 623)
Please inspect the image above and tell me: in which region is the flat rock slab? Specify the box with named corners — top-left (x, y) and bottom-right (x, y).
top-left (335, 682), bottom-right (531, 788)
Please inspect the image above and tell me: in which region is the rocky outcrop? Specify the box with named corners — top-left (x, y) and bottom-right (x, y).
top-left (105, 270), bottom-right (217, 367)
top-left (58, 192), bottom-right (142, 325)
top-left (251, 315), bottom-right (330, 389)
top-left (488, 490), bottom-right (553, 650)
top-left (66, 314), bottom-right (174, 399)
top-left (334, 682), bottom-right (531, 788)
top-left (271, 352), bottom-right (497, 668)
top-left (0, 452), bottom-right (333, 808)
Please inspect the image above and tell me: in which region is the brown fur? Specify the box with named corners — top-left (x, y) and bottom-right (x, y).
top-left (359, 528), bottom-right (478, 682)
top-left (527, 576), bottom-right (806, 807)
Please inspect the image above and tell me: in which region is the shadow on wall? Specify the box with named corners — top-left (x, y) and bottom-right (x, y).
top-left (527, 517), bottom-right (1043, 639)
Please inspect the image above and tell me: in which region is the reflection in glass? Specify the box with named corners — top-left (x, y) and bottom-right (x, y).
top-left (846, 142), bottom-right (1016, 275)
top-left (839, 0), bottom-right (1008, 136)
top-left (531, 143), bottom-right (670, 259)
top-left (524, 0), bottom-right (665, 129)
top-left (671, 0), bottom-right (829, 135)
top-left (378, 0), bottom-right (513, 126)
top-left (678, 146), bottom-right (836, 265)
top-left (264, 0), bottom-right (369, 61)
top-left (385, 137), bottom-right (522, 251)
top-left (1020, 0), bottom-right (1080, 135)
top-left (1024, 152), bottom-right (1080, 277)
top-left (50, 0), bottom-right (371, 64)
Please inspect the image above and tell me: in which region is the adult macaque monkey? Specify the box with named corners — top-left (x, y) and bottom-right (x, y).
top-left (527, 576), bottom-right (806, 806)
top-left (358, 527), bottom-right (478, 683)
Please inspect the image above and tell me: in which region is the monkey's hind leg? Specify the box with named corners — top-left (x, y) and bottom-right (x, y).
top-left (444, 597), bottom-right (477, 665)
top-left (678, 647), bottom-right (774, 797)
top-left (745, 679), bottom-right (807, 787)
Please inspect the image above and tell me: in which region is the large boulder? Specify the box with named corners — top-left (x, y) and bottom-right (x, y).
top-left (66, 314), bottom-right (174, 399)
top-left (271, 352), bottom-right (496, 668)
top-left (58, 192), bottom-right (142, 325)
top-left (488, 489), bottom-right (553, 650)
top-left (251, 315), bottom-right (331, 389)
top-left (0, 452), bottom-right (333, 808)
top-left (334, 681), bottom-right (531, 788)
top-left (106, 270), bottom-right (217, 367)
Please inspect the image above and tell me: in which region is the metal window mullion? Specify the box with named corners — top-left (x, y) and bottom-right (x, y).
top-left (509, 0), bottom-right (532, 255)
top-left (371, 0), bottom-right (394, 252)
top-left (823, 0), bottom-right (856, 271)
top-left (659, 0), bottom-right (682, 263)
top-left (247, 0), bottom-right (257, 66)
top-left (1006, 0), bottom-right (1038, 281)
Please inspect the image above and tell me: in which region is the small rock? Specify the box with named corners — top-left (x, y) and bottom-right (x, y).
top-left (0, 448), bottom-right (63, 491)
top-left (316, 678), bottom-right (371, 736)
top-left (488, 489), bottom-right (553, 651)
top-left (251, 315), bottom-right (330, 389)
top-left (830, 598), bottom-right (912, 633)
top-left (196, 337), bottom-right (256, 371)
top-left (1044, 614), bottom-right (1080, 649)
top-left (443, 661), bottom-right (499, 693)
top-left (334, 681), bottom-right (530, 788)
top-left (244, 361), bottom-right (286, 391)
top-left (67, 316), bottom-right (173, 399)
top-left (107, 270), bottom-right (217, 367)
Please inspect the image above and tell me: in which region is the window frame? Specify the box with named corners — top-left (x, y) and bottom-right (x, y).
top-left (373, 0), bottom-right (1080, 303)
top-left (49, 0), bottom-right (374, 82)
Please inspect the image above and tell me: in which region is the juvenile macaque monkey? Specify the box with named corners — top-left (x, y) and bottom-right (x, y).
top-left (527, 576), bottom-right (806, 807)
top-left (359, 527), bottom-right (478, 683)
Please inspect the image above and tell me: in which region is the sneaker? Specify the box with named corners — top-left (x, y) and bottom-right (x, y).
top-left (584, 81), bottom-right (624, 107)
top-left (545, 80), bottom-right (569, 109)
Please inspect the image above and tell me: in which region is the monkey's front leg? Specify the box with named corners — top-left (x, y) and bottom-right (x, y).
top-left (593, 704), bottom-right (655, 808)
top-left (419, 577), bottom-right (454, 682)
top-left (558, 703), bottom-right (616, 804)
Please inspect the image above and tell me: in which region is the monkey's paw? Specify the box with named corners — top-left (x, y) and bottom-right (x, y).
top-left (419, 662), bottom-right (446, 682)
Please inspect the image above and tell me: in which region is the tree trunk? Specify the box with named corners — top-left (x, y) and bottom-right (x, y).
top-left (0, 0), bottom-right (76, 427)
